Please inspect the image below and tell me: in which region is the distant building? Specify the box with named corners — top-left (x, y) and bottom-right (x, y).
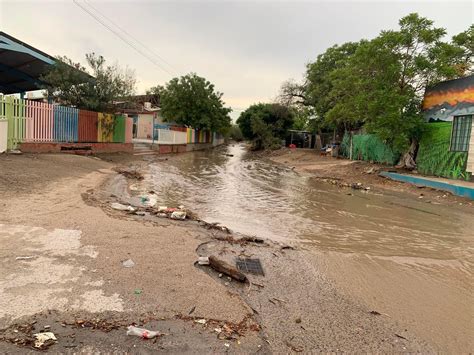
top-left (114, 94), bottom-right (162, 140)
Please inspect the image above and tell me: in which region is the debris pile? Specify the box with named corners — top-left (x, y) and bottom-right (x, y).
top-left (114, 167), bottom-right (144, 180)
top-left (176, 314), bottom-right (260, 341)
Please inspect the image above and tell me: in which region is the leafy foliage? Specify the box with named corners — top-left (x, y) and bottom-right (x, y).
top-left (150, 73), bottom-right (232, 134)
top-left (237, 103), bottom-right (294, 150)
top-left (229, 124), bottom-right (244, 141)
top-left (41, 53), bottom-right (136, 113)
top-left (280, 14), bottom-right (472, 154)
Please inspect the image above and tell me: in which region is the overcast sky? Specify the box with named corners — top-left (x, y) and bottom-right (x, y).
top-left (1, 0), bottom-right (472, 119)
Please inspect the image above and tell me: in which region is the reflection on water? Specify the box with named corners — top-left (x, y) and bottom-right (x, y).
top-left (148, 143), bottom-right (473, 265)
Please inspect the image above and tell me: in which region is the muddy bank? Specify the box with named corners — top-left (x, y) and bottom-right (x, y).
top-left (268, 148), bottom-right (474, 207)
top-left (0, 152), bottom-right (439, 353)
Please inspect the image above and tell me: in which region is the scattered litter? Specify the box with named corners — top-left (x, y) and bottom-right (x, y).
top-left (111, 202), bottom-right (136, 212)
top-left (122, 259), bottom-right (135, 268)
top-left (140, 195), bottom-right (157, 207)
top-left (15, 256), bottom-right (35, 260)
top-left (218, 273), bottom-right (223, 278)
top-left (33, 332), bottom-right (57, 349)
top-left (214, 328), bottom-right (222, 334)
top-left (224, 343), bottom-right (230, 348)
top-left (194, 319), bottom-right (207, 324)
top-left (369, 310), bottom-right (381, 316)
top-left (157, 206), bottom-right (168, 212)
top-left (178, 205), bottom-right (185, 209)
top-left (9, 149), bottom-right (23, 155)
top-left (236, 258), bottom-right (265, 276)
top-left (156, 213), bottom-right (168, 218)
top-left (208, 255), bottom-right (248, 282)
top-left (126, 326), bottom-right (161, 339)
top-left (198, 256), bottom-right (210, 265)
top-left (134, 289), bottom-right (142, 295)
top-left (171, 211), bottom-right (187, 220)
top-left (188, 306), bottom-right (196, 315)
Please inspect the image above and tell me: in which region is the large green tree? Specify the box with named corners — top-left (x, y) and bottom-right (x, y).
top-left (41, 53), bottom-right (136, 112)
top-left (281, 13), bottom-right (472, 167)
top-left (237, 103), bottom-right (294, 150)
top-left (150, 73), bottom-right (231, 133)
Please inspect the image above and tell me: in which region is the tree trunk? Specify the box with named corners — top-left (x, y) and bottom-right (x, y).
top-left (396, 140), bottom-right (418, 170)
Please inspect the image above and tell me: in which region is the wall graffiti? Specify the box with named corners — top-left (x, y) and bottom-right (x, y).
top-left (422, 75), bottom-right (474, 122)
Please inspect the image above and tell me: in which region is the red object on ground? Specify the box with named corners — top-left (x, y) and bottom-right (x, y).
top-left (289, 144), bottom-right (296, 149)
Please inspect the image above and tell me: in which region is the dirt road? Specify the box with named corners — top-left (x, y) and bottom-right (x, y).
top-left (0, 152), bottom-right (467, 353)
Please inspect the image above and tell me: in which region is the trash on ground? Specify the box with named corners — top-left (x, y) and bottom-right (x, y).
top-left (134, 289), bottom-right (142, 295)
top-left (369, 310), bottom-right (381, 315)
top-left (194, 319), bottom-right (207, 324)
top-left (122, 259), bottom-right (135, 268)
top-left (126, 325), bottom-right (162, 339)
top-left (9, 149), bottom-right (23, 155)
top-left (157, 206), bottom-right (168, 212)
top-left (140, 195), bottom-right (157, 207)
top-left (171, 211), bottom-right (187, 220)
top-left (236, 258), bottom-right (265, 276)
top-left (224, 343), bottom-right (230, 348)
top-left (111, 202), bottom-right (136, 212)
top-left (198, 256), bottom-right (210, 265)
top-left (214, 327), bottom-right (222, 333)
top-left (33, 332), bottom-right (57, 349)
top-left (15, 256), bottom-right (36, 260)
top-left (188, 306), bottom-right (196, 315)
top-left (208, 255), bottom-right (248, 282)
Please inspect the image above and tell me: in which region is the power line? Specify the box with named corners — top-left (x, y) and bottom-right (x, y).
top-left (72, 0), bottom-right (174, 76)
top-left (82, 0), bottom-right (180, 74)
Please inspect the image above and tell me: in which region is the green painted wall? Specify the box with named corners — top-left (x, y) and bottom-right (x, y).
top-left (416, 122), bottom-right (470, 180)
top-left (113, 115), bottom-right (126, 143)
top-left (340, 133), bottom-right (400, 165)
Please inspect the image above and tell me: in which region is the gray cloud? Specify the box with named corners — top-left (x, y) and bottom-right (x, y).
top-left (1, 0), bottom-right (472, 120)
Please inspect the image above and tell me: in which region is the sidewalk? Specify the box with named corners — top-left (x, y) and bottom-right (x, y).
top-left (380, 172), bottom-right (474, 199)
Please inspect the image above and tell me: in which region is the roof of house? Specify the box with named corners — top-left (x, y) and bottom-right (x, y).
top-left (0, 31), bottom-right (56, 94)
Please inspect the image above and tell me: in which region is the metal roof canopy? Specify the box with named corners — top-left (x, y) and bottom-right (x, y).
top-left (0, 31), bottom-right (56, 95)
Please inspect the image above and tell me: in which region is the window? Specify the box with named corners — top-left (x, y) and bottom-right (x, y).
top-left (450, 115), bottom-right (472, 152)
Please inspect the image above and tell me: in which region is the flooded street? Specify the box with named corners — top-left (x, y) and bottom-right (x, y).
top-left (149, 143), bottom-right (472, 263)
top-left (147, 143), bottom-right (473, 352)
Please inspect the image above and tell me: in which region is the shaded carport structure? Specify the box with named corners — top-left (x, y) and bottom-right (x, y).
top-left (0, 31), bottom-right (56, 95)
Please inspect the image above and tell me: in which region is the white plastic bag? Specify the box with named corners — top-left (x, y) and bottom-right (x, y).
top-left (126, 325), bottom-right (161, 339)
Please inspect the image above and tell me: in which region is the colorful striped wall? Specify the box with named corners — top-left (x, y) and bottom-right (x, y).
top-left (0, 96), bottom-right (132, 150)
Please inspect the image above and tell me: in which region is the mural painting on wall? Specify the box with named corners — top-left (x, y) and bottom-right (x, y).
top-left (422, 74), bottom-right (474, 122)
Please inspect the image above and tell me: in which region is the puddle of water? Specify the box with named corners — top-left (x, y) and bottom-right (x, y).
top-left (148, 144), bottom-right (472, 264)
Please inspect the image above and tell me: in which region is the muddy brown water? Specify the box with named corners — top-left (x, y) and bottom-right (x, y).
top-left (148, 143), bottom-right (472, 263)
top-left (145, 143), bottom-right (473, 352)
